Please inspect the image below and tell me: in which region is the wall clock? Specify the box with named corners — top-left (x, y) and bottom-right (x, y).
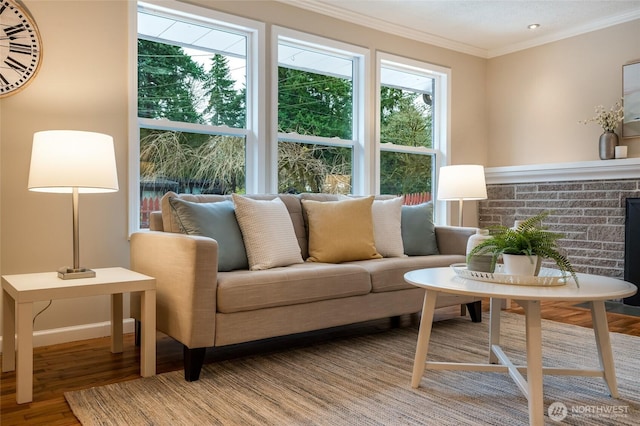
top-left (0, 0), bottom-right (42, 98)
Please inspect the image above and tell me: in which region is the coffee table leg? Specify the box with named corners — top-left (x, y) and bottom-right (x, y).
top-left (590, 300), bottom-right (618, 397)
top-left (411, 289), bottom-right (438, 388)
top-left (16, 302), bottom-right (34, 404)
top-left (520, 299), bottom-right (543, 426)
top-left (2, 288), bottom-right (16, 372)
top-left (489, 297), bottom-right (502, 364)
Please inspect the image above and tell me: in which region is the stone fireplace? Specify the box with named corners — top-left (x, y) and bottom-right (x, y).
top-left (478, 159), bottom-right (640, 306)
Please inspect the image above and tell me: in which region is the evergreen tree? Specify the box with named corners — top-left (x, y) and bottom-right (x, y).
top-left (379, 89), bottom-right (433, 195)
top-left (137, 39), bottom-right (205, 123)
top-left (203, 54), bottom-right (246, 127)
top-left (380, 90), bottom-right (432, 147)
top-left (278, 67), bottom-right (352, 139)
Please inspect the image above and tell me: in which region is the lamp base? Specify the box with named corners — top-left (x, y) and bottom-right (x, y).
top-left (58, 267), bottom-right (96, 280)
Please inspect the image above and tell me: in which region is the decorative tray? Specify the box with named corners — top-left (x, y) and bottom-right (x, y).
top-left (450, 263), bottom-right (570, 286)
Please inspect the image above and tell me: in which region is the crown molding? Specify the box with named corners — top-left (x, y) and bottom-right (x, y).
top-left (485, 158), bottom-right (640, 185)
top-left (277, 0), bottom-right (640, 59)
top-left (275, 0), bottom-right (488, 58)
top-left (488, 8), bottom-right (640, 58)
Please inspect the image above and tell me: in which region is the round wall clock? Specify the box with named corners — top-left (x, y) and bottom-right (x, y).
top-left (0, 0), bottom-right (42, 98)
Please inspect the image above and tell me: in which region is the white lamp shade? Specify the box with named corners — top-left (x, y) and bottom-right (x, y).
top-left (437, 164), bottom-right (487, 200)
top-left (28, 130), bottom-right (119, 193)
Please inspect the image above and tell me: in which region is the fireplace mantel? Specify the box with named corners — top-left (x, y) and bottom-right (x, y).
top-left (485, 157), bottom-right (640, 184)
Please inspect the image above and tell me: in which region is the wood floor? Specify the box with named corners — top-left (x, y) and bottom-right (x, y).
top-left (2, 300), bottom-right (639, 425)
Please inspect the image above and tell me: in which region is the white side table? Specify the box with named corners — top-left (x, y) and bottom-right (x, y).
top-left (2, 267), bottom-right (156, 404)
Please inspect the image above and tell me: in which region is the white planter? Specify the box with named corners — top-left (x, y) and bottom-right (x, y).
top-left (502, 254), bottom-right (538, 276)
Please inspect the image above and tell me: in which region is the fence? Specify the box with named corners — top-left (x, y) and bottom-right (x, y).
top-left (400, 192), bottom-right (431, 205)
top-left (140, 196), bottom-right (161, 229)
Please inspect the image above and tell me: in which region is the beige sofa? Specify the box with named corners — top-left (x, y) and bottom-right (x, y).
top-left (130, 192), bottom-right (481, 381)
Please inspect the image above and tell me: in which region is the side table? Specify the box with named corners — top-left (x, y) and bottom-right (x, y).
top-left (2, 267), bottom-right (156, 404)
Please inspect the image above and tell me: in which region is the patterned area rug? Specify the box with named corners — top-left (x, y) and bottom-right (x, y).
top-left (65, 312), bottom-right (640, 425)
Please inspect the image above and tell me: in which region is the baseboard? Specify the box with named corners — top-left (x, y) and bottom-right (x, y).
top-left (0, 318), bottom-right (136, 352)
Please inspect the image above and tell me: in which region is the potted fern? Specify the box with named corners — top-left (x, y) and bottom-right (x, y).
top-left (467, 212), bottom-right (579, 286)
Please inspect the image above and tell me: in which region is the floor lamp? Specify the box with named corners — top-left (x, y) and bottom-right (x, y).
top-left (437, 164), bottom-right (487, 226)
top-left (28, 130), bottom-right (119, 279)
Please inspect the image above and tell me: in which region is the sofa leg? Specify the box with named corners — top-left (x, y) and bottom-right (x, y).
top-left (184, 346), bottom-right (206, 381)
top-left (390, 315), bottom-right (402, 328)
top-left (466, 301), bottom-right (482, 323)
top-left (134, 320), bottom-right (141, 347)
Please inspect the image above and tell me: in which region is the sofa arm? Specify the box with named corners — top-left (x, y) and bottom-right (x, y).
top-left (130, 231), bottom-right (218, 348)
top-left (434, 226), bottom-right (477, 255)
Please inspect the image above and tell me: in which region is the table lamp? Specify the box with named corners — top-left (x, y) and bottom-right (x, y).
top-left (28, 130), bottom-right (119, 279)
top-left (437, 164), bottom-right (487, 226)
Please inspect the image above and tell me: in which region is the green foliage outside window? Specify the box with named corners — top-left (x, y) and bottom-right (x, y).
top-left (138, 40), bottom-right (205, 123)
top-left (380, 86), bottom-right (433, 195)
top-left (138, 39), bottom-right (434, 199)
top-left (277, 67), bottom-right (352, 139)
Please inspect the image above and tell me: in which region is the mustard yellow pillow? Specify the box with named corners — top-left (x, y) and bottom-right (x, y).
top-left (302, 196), bottom-right (382, 263)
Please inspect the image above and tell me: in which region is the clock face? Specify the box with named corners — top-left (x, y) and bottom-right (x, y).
top-left (0, 0), bottom-right (42, 98)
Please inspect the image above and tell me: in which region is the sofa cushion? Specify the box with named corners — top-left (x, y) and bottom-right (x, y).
top-left (302, 196), bottom-right (382, 263)
top-left (232, 194), bottom-right (304, 270)
top-left (372, 197), bottom-right (405, 257)
top-left (216, 262), bottom-right (372, 313)
top-left (162, 191), bottom-right (229, 233)
top-left (348, 254), bottom-right (466, 292)
top-left (401, 202), bottom-right (439, 256)
top-left (160, 192), bottom-right (308, 257)
top-left (240, 194), bottom-right (308, 258)
top-left (168, 198), bottom-right (248, 272)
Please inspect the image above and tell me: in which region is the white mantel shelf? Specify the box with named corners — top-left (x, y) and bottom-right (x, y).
top-left (485, 157), bottom-right (640, 185)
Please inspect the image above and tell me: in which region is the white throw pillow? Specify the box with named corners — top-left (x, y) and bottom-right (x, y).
top-left (232, 194), bottom-right (304, 270)
top-left (372, 197), bottom-right (405, 257)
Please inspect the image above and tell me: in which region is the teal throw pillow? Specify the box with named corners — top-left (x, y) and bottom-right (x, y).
top-left (169, 198), bottom-right (249, 272)
top-left (401, 202), bottom-right (439, 256)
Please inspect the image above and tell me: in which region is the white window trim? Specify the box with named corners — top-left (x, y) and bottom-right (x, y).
top-left (138, 118), bottom-right (250, 137)
top-left (129, 0), bottom-right (264, 233)
top-left (375, 51), bottom-right (451, 224)
top-left (271, 26), bottom-right (370, 194)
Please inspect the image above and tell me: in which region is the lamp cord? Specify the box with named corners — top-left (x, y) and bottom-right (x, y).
top-left (33, 300), bottom-right (52, 326)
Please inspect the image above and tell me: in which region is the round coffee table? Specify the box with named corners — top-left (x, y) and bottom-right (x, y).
top-left (404, 267), bottom-right (637, 426)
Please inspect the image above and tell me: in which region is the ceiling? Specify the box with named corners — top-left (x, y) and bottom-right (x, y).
top-left (279, 0), bottom-right (640, 58)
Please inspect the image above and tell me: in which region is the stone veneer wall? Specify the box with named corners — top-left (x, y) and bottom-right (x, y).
top-left (478, 178), bottom-right (640, 279)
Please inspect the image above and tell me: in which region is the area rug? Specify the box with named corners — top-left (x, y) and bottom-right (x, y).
top-left (65, 312), bottom-right (640, 425)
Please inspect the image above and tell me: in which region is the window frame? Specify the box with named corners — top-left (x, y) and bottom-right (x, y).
top-left (129, 0), bottom-right (265, 232)
top-left (271, 26), bottom-right (370, 195)
top-left (375, 52), bottom-right (451, 224)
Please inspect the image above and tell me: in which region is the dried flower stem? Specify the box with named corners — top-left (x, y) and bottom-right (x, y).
top-left (579, 100), bottom-right (624, 132)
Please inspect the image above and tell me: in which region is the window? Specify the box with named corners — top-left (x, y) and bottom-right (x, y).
top-left (129, 3), bottom-right (450, 230)
top-left (132, 1), bottom-right (262, 228)
top-left (377, 53), bottom-right (449, 216)
top-left (274, 28), bottom-right (367, 195)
